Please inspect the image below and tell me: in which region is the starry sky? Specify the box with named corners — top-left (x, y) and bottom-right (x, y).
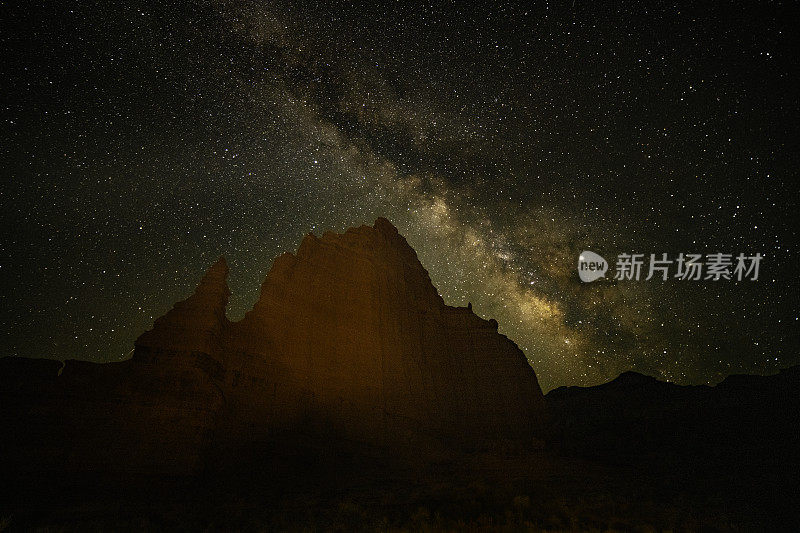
top-left (2, 1), bottom-right (798, 391)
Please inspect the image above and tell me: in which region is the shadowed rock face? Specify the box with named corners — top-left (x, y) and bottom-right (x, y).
top-left (1, 218), bottom-right (546, 476)
top-left (136, 256), bottom-right (231, 354)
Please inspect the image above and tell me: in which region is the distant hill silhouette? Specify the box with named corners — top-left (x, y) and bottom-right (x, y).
top-left (546, 365), bottom-right (800, 465)
top-left (545, 365), bottom-right (800, 529)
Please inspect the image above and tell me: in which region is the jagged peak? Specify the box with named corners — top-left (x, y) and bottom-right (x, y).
top-left (242, 218), bottom-right (445, 318)
top-left (134, 258), bottom-right (231, 351)
top-left (373, 216), bottom-right (399, 237)
top-left (198, 256), bottom-right (229, 285)
top-left (209, 255), bottom-right (228, 273)
top-left (292, 219), bottom-right (419, 264)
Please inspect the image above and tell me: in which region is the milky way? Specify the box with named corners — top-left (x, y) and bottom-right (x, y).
top-left (2, 1), bottom-right (798, 390)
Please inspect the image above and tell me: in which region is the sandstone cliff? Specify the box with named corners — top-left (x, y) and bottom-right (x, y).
top-left (217, 218), bottom-right (546, 450)
top-left (1, 218), bottom-right (546, 475)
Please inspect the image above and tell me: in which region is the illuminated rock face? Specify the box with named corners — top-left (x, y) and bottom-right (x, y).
top-left (217, 218), bottom-right (546, 448)
top-left (1, 219), bottom-right (546, 475)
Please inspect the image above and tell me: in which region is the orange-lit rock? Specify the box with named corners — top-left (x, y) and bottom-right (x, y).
top-left (1, 219), bottom-right (546, 475)
top-left (220, 218), bottom-right (546, 449)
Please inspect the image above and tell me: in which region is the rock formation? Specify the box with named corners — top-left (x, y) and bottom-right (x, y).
top-left (1, 218), bottom-right (546, 476)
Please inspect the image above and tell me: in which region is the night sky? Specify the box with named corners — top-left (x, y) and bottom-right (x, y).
top-left (2, 1), bottom-right (798, 391)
